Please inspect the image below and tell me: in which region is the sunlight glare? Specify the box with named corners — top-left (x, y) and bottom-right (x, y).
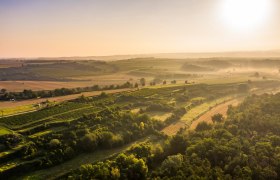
top-left (220, 0), bottom-right (272, 32)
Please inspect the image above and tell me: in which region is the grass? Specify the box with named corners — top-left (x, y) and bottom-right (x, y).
top-left (147, 111), bottom-right (173, 121)
top-left (0, 162), bottom-right (18, 173)
top-left (0, 103), bottom-right (89, 129)
top-left (28, 130), bottom-right (53, 139)
top-left (0, 127), bottom-right (13, 136)
top-left (28, 127), bottom-right (67, 138)
top-left (197, 76), bottom-right (250, 85)
top-left (162, 96), bottom-right (234, 136)
top-left (1, 105), bottom-right (36, 117)
top-left (130, 108), bottom-right (141, 113)
top-left (181, 96), bottom-right (233, 127)
top-left (191, 97), bottom-right (206, 101)
top-left (146, 83), bottom-right (187, 89)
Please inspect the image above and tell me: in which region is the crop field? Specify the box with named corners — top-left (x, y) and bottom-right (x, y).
top-left (0, 88), bottom-right (131, 116)
top-left (161, 121), bottom-right (186, 136)
top-left (161, 96), bottom-right (233, 136)
top-left (189, 98), bottom-right (241, 130)
top-left (0, 127), bottom-right (12, 136)
top-left (0, 104), bottom-right (37, 117)
top-left (0, 81), bottom-right (95, 92)
top-left (2, 0), bottom-right (280, 177)
top-left (0, 80), bottom-right (279, 179)
top-left (2, 58), bottom-right (280, 93)
top-left (0, 73), bottom-right (139, 92)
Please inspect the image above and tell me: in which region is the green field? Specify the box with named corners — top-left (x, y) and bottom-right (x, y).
top-left (181, 96), bottom-right (233, 127)
top-left (0, 127), bottom-right (13, 136)
top-left (0, 80), bottom-right (279, 179)
top-left (1, 105), bottom-right (36, 117)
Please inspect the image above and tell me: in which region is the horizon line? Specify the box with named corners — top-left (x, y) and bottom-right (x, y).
top-left (1, 49), bottom-right (280, 59)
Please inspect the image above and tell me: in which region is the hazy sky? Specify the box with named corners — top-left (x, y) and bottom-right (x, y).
top-left (0, 0), bottom-right (279, 57)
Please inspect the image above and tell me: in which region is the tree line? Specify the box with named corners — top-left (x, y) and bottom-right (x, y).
top-left (0, 81), bottom-right (134, 101)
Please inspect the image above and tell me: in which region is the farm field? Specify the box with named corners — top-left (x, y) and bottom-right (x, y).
top-left (1, 58), bottom-right (280, 93)
top-left (0, 127), bottom-right (12, 136)
top-left (0, 88), bottom-right (132, 116)
top-left (189, 98), bottom-right (241, 130)
top-left (188, 85), bottom-right (280, 130)
top-left (0, 80), bottom-right (279, 179)
top-left (0, 81), bottom-right (94, 92)
top-left (161, 96), bottom-right (234, 136)
top-left (2, 0), bottom-right (280, 178)
top-left (0, 82), bottom-right (246, 178)
top-left (0, 104), bottom-right (37, 117)
top-left (0, 73), bottom-right (138, 92)
top-left (1, 59), bottom-right (280, 179)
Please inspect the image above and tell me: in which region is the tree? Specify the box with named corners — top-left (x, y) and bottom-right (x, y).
top-left (99, 92), bottom-right (108, 98)
top-left (129, 143), bottom-right (151, 159)
top-left (0, 89), bottom-right (7, 94)
top-left (134, 83), bottom-right (139, 88)
top-left (150, 81), bottom-right (156, 86)
top-left (212, 113), bottom-right (224, 123)
top-left (140, 78), bottom-right (146, 86)
top-left (80, 133), bottom-right (98, 151)
top-left (111, 167), bottom-right (121, 179)
top-left (116, 154), bottom-right (148, 180)
top-left (195, 122), bottom-right (212, 131)
top-left (49, 139), bottom-right (61, 148)
top-left (160, 154), bottom-right (184, 175)
top-left (139, 122), bottom-right (145, 130)
top-left (254, 72), bottom-right (260, 78)
top-left (168, 134), bottom-right (188, 154)
top-left (163, 80), bottom-right (167, 85)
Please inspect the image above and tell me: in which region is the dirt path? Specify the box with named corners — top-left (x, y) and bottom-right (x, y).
top-left (161, 122), bottom-right (186, 136)
top-left (0, 88), bottom-right (133, 109)
top-left (189, 98), bottom-right (241, 130)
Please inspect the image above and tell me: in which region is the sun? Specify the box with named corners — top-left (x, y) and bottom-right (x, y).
top-left (220, 0), bottom-right (272, 32)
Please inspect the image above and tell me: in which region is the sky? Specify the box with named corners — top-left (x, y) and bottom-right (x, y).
top-left (0, 0), bottom-right (279, 58)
